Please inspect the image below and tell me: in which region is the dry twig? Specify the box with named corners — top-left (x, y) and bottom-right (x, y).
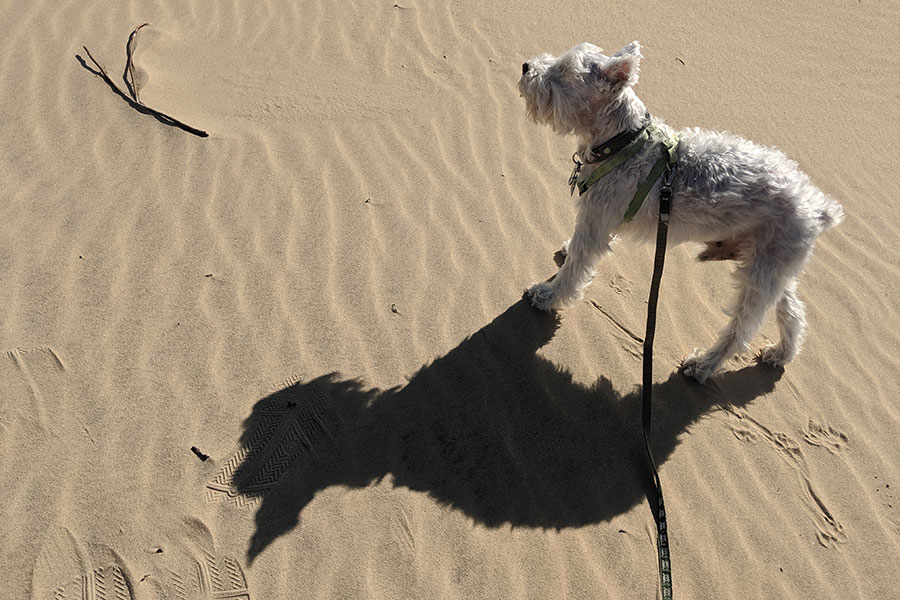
top-left (124, 22), bottom-right (149, 102)
top-left (81, 24), bottom-right (209, 138)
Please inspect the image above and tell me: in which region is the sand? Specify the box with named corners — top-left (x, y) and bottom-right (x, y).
top-left (1, 1), bottom-right (899, 598)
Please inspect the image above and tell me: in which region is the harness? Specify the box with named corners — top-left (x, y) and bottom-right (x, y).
top-left (568, 116), bottom-right (679, 222)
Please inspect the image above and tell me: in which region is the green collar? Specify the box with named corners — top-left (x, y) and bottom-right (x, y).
top-left (569, 120), bottom-right (679, 222)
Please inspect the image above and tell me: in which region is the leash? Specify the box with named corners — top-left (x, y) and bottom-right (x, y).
top-left (566, 119), bottom-right (679, 597)
top-left (642, 161), bottom-right (676, 599)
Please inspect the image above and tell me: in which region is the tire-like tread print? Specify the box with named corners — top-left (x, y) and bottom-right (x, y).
top-left (206, 379), bottom-right (337, 508)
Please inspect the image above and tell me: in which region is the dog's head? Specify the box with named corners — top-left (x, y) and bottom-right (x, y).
top-left (518, 42), bottom-right (642, 137)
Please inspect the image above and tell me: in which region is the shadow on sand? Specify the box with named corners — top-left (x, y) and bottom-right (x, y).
top-left (227, 298), bottom-right (780, 563)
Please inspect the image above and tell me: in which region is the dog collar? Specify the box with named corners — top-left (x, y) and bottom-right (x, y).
top-left (583, 112), bottom-right (651, 164)
top-left (568, 115), bottom-right (651, 196)
top-left (569, 129), bottom-right (650, 196)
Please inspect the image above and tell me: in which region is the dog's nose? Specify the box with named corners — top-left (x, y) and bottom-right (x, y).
top-left (522, 62), bottom-right (530, 75)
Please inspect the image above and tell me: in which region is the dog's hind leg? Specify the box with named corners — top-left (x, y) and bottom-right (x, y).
top-left (681, 257), bottom-right (788, 383)
top-left (759, 277), bottom-right (806, 366)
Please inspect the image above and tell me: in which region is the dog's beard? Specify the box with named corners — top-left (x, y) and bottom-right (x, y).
top-left (520, 81), bottom-right (581, 135)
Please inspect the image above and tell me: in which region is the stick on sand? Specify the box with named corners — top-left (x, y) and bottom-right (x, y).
top-left (81, 24), bottom-right (209, 138)
top-left (124, 22), bottom-right (149, 103)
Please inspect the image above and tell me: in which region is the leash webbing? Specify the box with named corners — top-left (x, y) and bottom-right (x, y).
top-left (565, 117), bottom-right (678, 596)
top-left (642, 173), bottom-right (674, 599)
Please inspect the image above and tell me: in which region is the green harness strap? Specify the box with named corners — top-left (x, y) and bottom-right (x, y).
top-left (576, 123), bottom-right (679, 222)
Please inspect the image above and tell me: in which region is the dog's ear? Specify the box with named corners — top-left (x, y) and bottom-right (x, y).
top-left (600, 41), bottom-right (641, 90)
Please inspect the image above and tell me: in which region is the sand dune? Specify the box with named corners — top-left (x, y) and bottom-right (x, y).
top-left (1, 1), bottom-right (898, 598)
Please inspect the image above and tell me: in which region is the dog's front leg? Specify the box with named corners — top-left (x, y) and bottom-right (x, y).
top-left (527, 218), bottom-right (611, 311)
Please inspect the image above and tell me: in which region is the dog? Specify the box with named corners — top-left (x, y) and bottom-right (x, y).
top-left (518, 41), bottom-right (843, 384)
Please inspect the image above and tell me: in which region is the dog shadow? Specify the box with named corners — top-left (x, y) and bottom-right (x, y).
top-left (231, 298), bottom-right (780, 563)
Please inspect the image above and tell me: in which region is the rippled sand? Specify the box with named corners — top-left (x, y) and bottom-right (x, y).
top-left (2, 1), bottom-right (898, 598)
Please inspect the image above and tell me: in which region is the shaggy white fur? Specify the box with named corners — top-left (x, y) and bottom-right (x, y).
top-left (519, 41), bottom-right (843, 384)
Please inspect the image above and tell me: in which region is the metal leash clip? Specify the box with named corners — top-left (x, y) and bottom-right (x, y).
top-left (568, 153), bottom-right (582, 196)
top-left (658, 165), bottom-right (676, 223)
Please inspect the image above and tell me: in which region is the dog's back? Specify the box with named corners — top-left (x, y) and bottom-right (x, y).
top-left (669, 125), bottom-right (843, 239)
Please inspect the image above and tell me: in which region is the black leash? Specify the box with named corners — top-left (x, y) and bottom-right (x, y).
top-left (642, 167), bottom-right (675, 598)
top-left (565, 116), bottom-right (678, 597)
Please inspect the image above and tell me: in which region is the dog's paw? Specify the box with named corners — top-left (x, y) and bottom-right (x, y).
top-left (680, 351), bottom-right (715, 384)
top-left (526, 282), bottom-right (559, 312)
top-left (559, 239), bottom-right (570, 257)
top-left (758, 344), bottom-right (789, 367)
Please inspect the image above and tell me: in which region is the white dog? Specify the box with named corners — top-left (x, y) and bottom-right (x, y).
top-left (519, 41), bottom-right (843, 383)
